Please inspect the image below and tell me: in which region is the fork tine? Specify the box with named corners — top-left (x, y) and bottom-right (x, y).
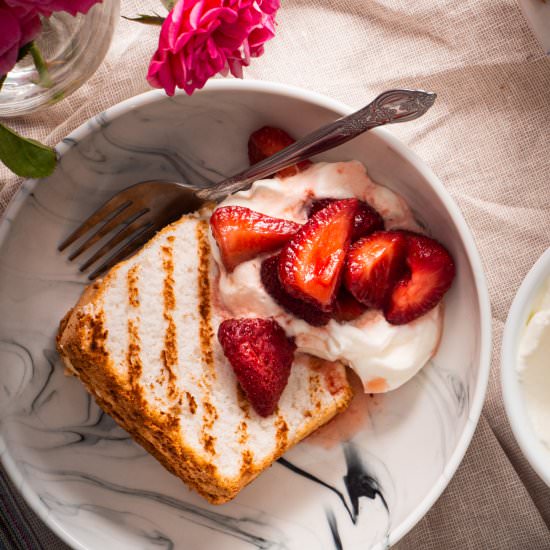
top-left (88, 225), bottom-right (158, 280)
top-left (79, 219), bottom-right (155, 272)
top-left (58, 196), bottom-right (132, 252)
top-left (68, 206), bottom-right (149, 262)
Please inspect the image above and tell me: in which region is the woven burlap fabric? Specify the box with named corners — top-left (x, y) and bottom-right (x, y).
top-left (1, 0), bottom-right (549, 548)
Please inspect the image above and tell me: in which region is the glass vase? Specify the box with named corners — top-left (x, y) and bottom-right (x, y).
top-left (0, 1), bottom-right (120, 118)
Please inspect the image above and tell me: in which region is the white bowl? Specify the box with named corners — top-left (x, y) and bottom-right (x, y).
top-left (502, 247), bottom-right (550, 487)
top-left (0, 80), bottom-right (491, 549)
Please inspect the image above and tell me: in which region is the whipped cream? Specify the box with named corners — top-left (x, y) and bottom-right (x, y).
top-left (210, 161), bottom-right (442, 392)
top-left (517, 276), bottom-right (550, 449)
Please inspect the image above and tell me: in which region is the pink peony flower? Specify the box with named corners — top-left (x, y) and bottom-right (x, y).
top-left (147, 0), bottom-right (279, 96)
top-left (4, 0), bottom-right (102, 17)
top-left (0, 1), bottom-right (42, 77)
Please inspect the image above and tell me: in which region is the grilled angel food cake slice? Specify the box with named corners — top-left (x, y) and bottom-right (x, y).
top-left (56, 213), bottom-right (352, 504)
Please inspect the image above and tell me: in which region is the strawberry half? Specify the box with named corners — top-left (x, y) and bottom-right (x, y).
top-left (333, 287), bottom-right (368, 322)
top-left (218, 318), bottom-right (296, 417)
top-left (248, 126), bottom-right (312, 178)
top-left (343, 231), bottom-right (408, 309)
top-left (279, 198), bottom-right (358, 311)
top-left (210, 206), bottom-right (300, 272)
top-left (385, 233), bottom-right (455, 325)
top-left (308, 198), bottom-right (384, 241)
top-left (261, 255), bottom-right (331, 326)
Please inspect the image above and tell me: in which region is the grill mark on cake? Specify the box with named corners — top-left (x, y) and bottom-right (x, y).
top-left (240, 449), bottom-right (254, 476)
top-left (202, 433), bottom-right (216, 455)
top-left (236, 420), bottom-right (249, 445)
top-left (196, 220), bottom-right (218, 455)
top-left (127, 265), bottom-right (140, 307)
top-left (161, 318), bottom-right (178, 397)
top-left (127, 318), bottom-right (145, 407)
top-left (161, 241), bottom-right (178, 399)
top-left (308, 371), bottom-right (323, 413)
top-left (275, 413), bottom-right (289, 455)
top-left (203, 402), bottom-right (218, 422)
top-left (186, 391), bottom-right (197, 414)
top-left (196, 221), bottom-right (215, 382)
top-left (236, 382), bottom-right (250, 418)
top-left (82, 310), bottom-right (108, 357)
top-left (201, 401), bottom-right (219, 455)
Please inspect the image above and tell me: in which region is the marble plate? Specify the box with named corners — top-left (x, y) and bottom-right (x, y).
top-left (0, 80), bottom-right (491, 550)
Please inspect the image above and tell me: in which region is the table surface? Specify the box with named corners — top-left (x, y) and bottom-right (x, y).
top-left (1, 0), bottom-right (549, 548)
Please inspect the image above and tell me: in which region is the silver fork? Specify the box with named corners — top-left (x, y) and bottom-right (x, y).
top-left (59, 89), bottom-right (436, 279)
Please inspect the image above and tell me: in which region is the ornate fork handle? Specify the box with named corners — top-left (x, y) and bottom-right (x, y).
top-left (199, 89), bottom-right (436, 202)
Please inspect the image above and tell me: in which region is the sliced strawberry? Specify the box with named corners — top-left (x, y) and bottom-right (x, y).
top-left (308, 198), bottom-right (384, 241)
top-left (248, 126), bottom-right (312, 178)
top-left (279, 199), bottom-right (358, 311)
top-left (306, 198), bottom-right (335, 218)
top-left (218, 318), bottom-right (296, 417)
top-left (261, 255), bottom-right (331, 326)
top-left (344, 231), bottom-right (408, 309)
top-left (210, 206), bottom-right (300, 272)
top-left (385, 234), bottom-right (455, 325)
top-left (333, 287), bottom-right (368, 322)
top-left (351, 201), bottom-right (385, 240)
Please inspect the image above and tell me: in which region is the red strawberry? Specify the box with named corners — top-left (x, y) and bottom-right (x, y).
top-left (261, 255), bottom-right (331, 326)
top-left (248, 126), bottom-right (312, 178)
top-left (333, 287), bottom-right (368, 322)
top-left (306, 198), bottom-right (335, 218)
top-left (308, 198), bottom-right (384, 241)
top-left (279, 199), bottom-right (358, 311)
top-left (350, 201), bottom-right (385, 240)
top-left (385, 233), bottom-right (455, 325)
top-left (218, 318), bottom-right (296, 417)
top-left (210, 206), bottom-right (300, 272)
top-left (344, 231), bottom-right (408, 309)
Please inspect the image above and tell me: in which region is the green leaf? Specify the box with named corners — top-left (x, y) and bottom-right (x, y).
top-left (29, 42), bottom-right (52, 88)
top-left (160, 0), bottom-right (177, 10)
top-left (0, 123), bottom-right (56, 178)
top-left (122, 14), bottom-right (166, 26)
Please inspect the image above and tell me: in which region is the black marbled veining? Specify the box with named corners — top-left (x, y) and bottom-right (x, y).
top-left (325, 508), bottom-right (343, 550)
top-left (343, 443), bottom-right (388, 519)
top-left (277, 457), bottom-right (354, 521)
top-left (28, 465), bottom-right (286, 550)
top-left (29, 349), bottom-right (56, 413)
top-left (279, 441), bottom-right (388, 525)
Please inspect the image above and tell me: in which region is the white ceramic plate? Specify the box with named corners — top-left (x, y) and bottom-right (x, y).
top-left (0, 80), bottom-right (491, 550)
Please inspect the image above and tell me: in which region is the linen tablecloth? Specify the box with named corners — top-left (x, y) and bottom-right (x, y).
top-left (1, 0), bottom-right (549, 548)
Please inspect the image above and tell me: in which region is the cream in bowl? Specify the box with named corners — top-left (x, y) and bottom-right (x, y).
top-left (502, 247), bottom-right (550, 486)
top-left (517, 276), bottom-right (550, 450)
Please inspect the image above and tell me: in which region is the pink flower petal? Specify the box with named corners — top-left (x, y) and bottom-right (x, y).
top-left (0, 9), bottom-right (21, 76)
top-left (0, 4), bottom-right (43, 77)
top-left (147, 0), bottom-right (279, 96)
top-left (189, 0), bottom-right (206, 28)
